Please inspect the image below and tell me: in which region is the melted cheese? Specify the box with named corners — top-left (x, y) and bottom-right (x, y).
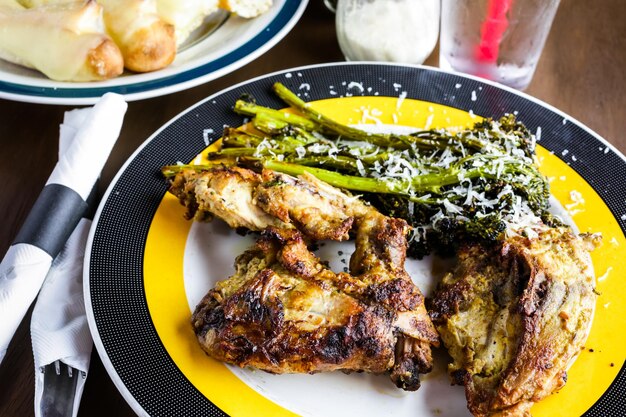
top-left (0, 1), bottom-right (116, 81)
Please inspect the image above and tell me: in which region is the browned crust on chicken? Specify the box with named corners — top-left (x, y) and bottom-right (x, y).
top-left (192, 227), bottom-right (397, 375)
top-left (429, 227), bottom-right (600, 416)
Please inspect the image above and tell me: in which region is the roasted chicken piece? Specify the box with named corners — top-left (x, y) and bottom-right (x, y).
top-left (168, 167), bottom-right (370, 241)
top-left (170, 167), bottom-right (439, 389)
top-left (192, 223), bottom-right (438, 390)
top-left (429, 226), bottom-right (600, 417)
top-left (169, 166), bottom-right (288, 231)
top-left (351, 210), bottom-right (439, 387)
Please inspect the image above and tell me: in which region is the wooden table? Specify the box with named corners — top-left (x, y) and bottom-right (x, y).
top-left (0, 1), bottom-right (624, 416)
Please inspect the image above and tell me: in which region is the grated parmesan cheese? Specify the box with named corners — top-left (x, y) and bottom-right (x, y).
top-left (360, 107), bottom-right (384, 125)
top-left (202, 128), bottom-right (214, 146)
top-left (430, 209), bottom-right (445, 225)
top-left (396, 91), bottom-right (407, 110)
top-left (295, 146), bottom-right (306, 158)
top-left (347, 81), bottom-right (364, 92)
top-left (424, 114), bottom-right (434, 129)
top-left (569, 190), bottom-right (584, 204)
top-left (597, 267), bottom-right (613, 282)
top-left (356, 159), bottom-right (366, 176)
top-left (442, 198), bottom-right (463, 214)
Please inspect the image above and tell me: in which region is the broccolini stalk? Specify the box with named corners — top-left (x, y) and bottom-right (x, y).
top-left (221, 128), bottom-right (264, 148)
top-left (272, 82), bottom-right (416, 150)
top-left (271, 82), bottom-right (509, 153)
top-left (234, 99), bottom-right (318, 131)
top-left (262, 154), bottom-right (548, 205)
top-left (263, 160), bottom-right (413, 195)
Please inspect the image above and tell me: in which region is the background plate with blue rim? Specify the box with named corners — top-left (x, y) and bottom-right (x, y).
top-left (0, 0), bottom-right (307, 105)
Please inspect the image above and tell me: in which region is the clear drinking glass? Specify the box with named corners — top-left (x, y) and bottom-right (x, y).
top-left (336, 0), bottom-right (440, 65)
top-left (440, 0), bottom-right (560, 90)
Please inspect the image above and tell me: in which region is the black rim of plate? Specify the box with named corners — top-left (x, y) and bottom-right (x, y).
top-left (86, 63), bottom-right (626, 417)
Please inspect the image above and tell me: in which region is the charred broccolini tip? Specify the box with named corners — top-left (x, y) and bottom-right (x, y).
top-left (168, 83), bottom-right (552, 257)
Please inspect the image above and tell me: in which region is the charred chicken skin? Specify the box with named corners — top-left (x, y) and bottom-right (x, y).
top-left (429, 227), bottom-right (600, 417)
top-left (170, 167), bottom-right (439, 390)
top-left (168, 166), bottom-right (370, 240)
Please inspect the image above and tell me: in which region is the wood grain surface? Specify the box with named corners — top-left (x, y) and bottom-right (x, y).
top-left (0, 1), bottom-right (624, 416)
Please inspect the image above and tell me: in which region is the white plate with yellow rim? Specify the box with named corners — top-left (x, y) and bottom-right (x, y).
top-left (85, 63), bottom-right (626, 417)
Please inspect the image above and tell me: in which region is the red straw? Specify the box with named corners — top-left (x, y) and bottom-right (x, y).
top-left (476, 0), bottom-right (514, 66)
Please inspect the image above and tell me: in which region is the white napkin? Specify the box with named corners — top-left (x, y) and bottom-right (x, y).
top-left (50, 95), bottom-right (127, 201)
top-left (31, 218), bottom-right (92, 417)
top-left (0, 93), bottom-right (127, 364)
top-left (0, 245), bottom-right (52, 364)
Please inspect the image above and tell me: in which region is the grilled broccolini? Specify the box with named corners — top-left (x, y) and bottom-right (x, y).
top-left (163, 82), bottom-right (551, 257)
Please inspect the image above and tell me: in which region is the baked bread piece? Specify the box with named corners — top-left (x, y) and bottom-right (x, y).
top-left (17, 0), bottom-right (176, 72)
top-left (429, 226), bottom-right (600, 416)
top-left (0, 0), bottom-right (123, 81)
top-left (98, 0), bottom-right (176, 72)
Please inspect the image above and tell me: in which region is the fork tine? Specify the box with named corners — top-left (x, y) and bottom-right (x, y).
top-left (41, 362), bottom-right (79, 417)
